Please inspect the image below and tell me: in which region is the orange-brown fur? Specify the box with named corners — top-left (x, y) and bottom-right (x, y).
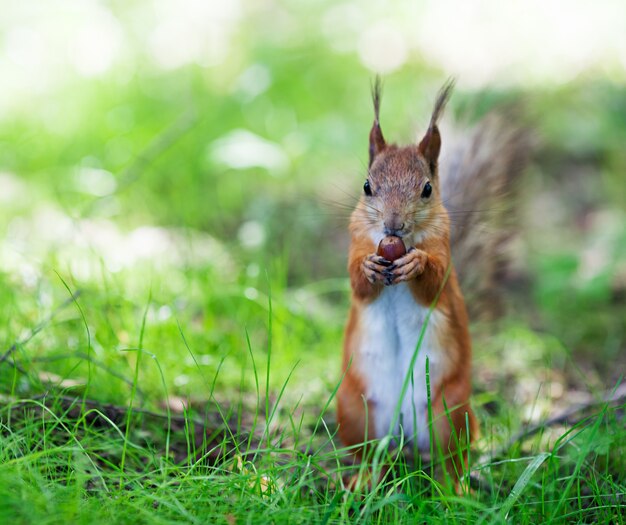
top-left (338, 80), bottom-right (477, 485)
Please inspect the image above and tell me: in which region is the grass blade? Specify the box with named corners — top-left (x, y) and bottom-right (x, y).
top-left (499, 452), bottom-right (551, 519)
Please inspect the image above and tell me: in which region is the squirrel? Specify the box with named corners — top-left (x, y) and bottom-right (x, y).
top-left (337, 78), bottom-right (529, 486)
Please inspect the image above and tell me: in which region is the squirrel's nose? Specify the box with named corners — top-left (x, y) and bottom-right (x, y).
top-left (384, 215), bottom-right (405, 236)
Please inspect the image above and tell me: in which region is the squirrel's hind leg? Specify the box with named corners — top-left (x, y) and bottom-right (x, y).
top-left (431, 381), bottom-right (477, 493)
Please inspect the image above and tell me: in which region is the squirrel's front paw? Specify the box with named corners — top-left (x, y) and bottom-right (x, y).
top-left (389, 247), bottom-right (427, 283)
top-left (362, 254), bottom-right (392, 284)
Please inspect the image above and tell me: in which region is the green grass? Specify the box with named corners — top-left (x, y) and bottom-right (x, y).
top-left (0, 266), bottom-right (624, 524)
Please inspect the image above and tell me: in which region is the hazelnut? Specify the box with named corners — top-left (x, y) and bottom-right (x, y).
top-left (377, 236), bottom-right (406, 262)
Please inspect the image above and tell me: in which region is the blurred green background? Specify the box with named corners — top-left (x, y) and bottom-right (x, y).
top-left (1, 0), bottom-right (625, 417)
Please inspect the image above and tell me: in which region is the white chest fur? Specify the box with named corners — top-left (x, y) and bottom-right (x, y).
top-left (357, 284), bottom-right (447, 450)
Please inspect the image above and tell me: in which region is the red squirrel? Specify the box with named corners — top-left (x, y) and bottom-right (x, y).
top-left (337, 79), bottom-right (528, 484)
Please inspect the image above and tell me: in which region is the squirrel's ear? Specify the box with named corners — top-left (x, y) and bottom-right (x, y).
top-left (418, 78), bottom-right (454, 174)
top-left (369, 77), bottom-right (386, 167)
top-left (418, 126), bottom-right (442, 174)
top-left (369, 122), bottom-right (386, 167)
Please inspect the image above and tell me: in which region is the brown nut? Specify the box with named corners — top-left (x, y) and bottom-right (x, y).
top-left (377, 236), bottom-right (407, 262)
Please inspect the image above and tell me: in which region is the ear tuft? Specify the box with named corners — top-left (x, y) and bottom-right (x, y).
top-left (418, 78), bottom-right (454, 173)
top-left (369, 76), bottom-right (386, 167)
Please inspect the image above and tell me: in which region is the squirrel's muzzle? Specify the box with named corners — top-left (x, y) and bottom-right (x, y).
top-left (383, 212), bottom-right (405, 236)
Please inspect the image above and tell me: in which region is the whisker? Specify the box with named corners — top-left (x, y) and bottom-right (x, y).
top-left (323, 196), bottom-right (381, 217)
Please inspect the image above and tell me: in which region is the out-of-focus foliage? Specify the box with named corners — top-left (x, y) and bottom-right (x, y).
top-left (1, 0), bottom-right (625, 399)
top-left (1, 1), bottom-right (625, 404)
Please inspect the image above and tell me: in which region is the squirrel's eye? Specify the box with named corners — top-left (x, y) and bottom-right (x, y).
top-left (363, 180), bottom-right (372, 196)
top-left (421, 181), bottom-right (432, 199)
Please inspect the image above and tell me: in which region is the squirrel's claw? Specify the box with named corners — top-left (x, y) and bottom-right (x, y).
top-left (363, 254), bottom-right (392, 284)
top-left (363, 251), bottom-right (427, 286)
top-left (389, 248), bottom-right (427, 283)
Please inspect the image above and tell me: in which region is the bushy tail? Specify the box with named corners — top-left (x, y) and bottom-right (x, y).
top-left (439, 111), bottom-right (532, 319)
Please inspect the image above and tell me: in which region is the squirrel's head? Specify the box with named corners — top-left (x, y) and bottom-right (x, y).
top-left (356, 78), bottom-right (453, 246)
